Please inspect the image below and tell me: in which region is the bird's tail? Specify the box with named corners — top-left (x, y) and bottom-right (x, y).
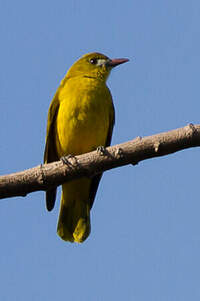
top-left (57, 180), bottom-right (91, 243)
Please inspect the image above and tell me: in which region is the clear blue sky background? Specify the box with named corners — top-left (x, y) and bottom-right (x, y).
top-left (0, 0), bottom-right (200, 300)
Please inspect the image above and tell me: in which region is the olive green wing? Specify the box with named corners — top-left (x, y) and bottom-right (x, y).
top-left (44, 94), bottom-right (60, 211)
top-left (89, 101), bottom-right (115, 209)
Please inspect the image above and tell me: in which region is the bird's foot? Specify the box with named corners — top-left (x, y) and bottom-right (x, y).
top-left (96, 146), bottom-right (106, 156)
top-left (115, 147), bottom-right (124, 158)
top-left (61, 154), bottom-right (77, 166)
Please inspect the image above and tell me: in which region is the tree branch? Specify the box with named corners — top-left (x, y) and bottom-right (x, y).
top-left (0, 123), bottom-right (200, 200)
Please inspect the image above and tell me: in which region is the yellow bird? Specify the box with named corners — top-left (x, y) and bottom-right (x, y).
top-left (44, 52), bottom-right (129, 243)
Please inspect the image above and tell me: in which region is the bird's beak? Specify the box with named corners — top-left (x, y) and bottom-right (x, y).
top-left (106, 58), bottom-right (129, 67)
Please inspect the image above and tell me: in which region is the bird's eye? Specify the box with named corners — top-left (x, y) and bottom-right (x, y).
top-left (90, 58), bottom-right (97, 65)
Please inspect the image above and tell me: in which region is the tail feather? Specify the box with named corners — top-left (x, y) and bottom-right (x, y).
top-left (57, 181), bottom-right (91, 243)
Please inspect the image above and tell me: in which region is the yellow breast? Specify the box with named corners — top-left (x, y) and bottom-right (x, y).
top-left (55, 76), bottom-right (113, 157)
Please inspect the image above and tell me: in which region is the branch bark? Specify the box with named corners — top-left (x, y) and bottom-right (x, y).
top-left (0, 123), bottom-right (200, 200)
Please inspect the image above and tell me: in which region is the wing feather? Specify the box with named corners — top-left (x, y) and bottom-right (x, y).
top-left (44, 94), bottom-right (60, 211)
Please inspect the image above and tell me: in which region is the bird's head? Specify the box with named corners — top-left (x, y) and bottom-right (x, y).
top-left (66, 52), bottom-right (129, 82)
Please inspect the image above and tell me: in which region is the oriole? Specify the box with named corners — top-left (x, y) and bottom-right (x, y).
top-left (44, 52), bottom-right (128, 242)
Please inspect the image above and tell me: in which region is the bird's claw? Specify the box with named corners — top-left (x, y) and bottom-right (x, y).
top-left (96, 146), bottom-right (106, 156)
top-left (61, 154), bottom-right (77, 165)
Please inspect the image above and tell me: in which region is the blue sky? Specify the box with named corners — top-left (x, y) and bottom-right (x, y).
top-left (0, 0), bottom-right (200, 300)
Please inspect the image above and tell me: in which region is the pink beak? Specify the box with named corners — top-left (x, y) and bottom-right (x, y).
top-left (107, 58), bottom-right (129, 67)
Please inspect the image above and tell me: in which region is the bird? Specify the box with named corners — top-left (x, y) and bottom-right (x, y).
top-left (44, 52), bottom-right (129, 243)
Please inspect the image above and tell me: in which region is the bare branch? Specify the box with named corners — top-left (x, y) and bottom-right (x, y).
top-left (0, 123), bottom-right (200, 200)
